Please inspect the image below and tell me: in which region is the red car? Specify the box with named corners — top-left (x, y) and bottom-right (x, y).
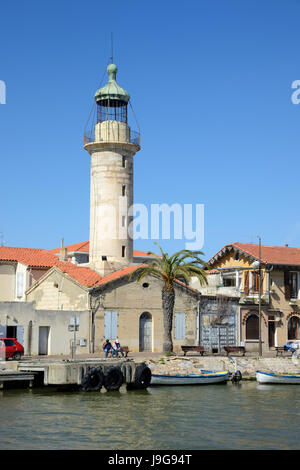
top-left (0, 338), bottom-right (24, 360)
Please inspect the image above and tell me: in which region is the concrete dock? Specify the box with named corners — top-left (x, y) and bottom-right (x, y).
top-left (1, 358), bottom-right (150, 391)
top-left (0, 368), bottom-right (35, 389)
top-left (18, 359), bottom-right (137, 386)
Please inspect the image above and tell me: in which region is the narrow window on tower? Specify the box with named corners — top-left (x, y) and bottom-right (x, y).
top-left (122, 156), bottom-right (126, 168)
top-left (122, 215), bottom-right (126, 227)
top-left (122, 185), bottom-right (126, 196)
top-left (122, 246), bottom-right (126, 258)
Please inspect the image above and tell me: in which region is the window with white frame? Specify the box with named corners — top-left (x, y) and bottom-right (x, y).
top-left (221, 271), bottom-right (241, 290)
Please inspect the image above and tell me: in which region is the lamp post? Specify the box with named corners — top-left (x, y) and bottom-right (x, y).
top-left (253, 237), bottom-right (262, 356)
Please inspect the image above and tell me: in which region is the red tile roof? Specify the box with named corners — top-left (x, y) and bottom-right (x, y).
top-left (0, 246), bottom-right (61, 268)
top-left (49, 262), bottom-right (199, 294)
top-left (54, 261), bottom-right (104, 288)
top-left (49, 241), bottom-right (155, 258)
top-left (209, 242), bottom-right (300, 266)
top-left (133, 249), bottom-right (156, 257)
top-left (97, 264), bottom-right (145, 287)
top-left (57, 263), bottom-right (145, 288)
top-left (1, 244), bottom-right (198, 294)
top-left (49, 241), bottom-right (90, 254)
top-left (205, 269), bottom-right (219, 274)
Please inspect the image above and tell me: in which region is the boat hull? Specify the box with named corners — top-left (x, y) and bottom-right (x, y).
top-left (150, 370), bottom-right (230, 385)
top-left (256, 370), bottom-right (300, 384)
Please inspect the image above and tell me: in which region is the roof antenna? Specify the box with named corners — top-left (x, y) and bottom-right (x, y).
top-left (110, 32), bottom-right (114, 64)
top-left (0, 233), bottom-right (6, 246)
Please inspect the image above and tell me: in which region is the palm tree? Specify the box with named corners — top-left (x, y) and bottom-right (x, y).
top-left (132, 243), bottom-right (208, 353)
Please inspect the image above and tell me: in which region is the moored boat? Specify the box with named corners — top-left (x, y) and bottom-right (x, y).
top-left (256, 370), bottom-right (300, 384)
top-left (150, 369), bottom-right (230, 385)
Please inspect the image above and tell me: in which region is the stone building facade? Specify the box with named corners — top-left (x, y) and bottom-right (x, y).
top-left (25, 263), bottom-right (200, 354)
top-left (200, 242), bottom-right (300, 353)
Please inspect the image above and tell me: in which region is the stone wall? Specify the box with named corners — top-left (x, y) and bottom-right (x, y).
top-left (27, 270), bottom-right (89, 311)
top-left (146, 355), bottom-right (300, 378)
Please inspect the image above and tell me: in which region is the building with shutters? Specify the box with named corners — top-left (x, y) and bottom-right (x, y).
top-left (203, 242), bottom-right (300, 353)
top-left (25, 259), bottom-right (200, 354)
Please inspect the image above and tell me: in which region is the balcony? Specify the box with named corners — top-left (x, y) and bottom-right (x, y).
top-left (240, 292), bottom-right (270, 305)
top-left (84, 128), bottom-right (140, 147)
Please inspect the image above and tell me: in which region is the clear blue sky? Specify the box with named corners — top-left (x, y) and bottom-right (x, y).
top-left (1, 0), bottom-right (300, 260)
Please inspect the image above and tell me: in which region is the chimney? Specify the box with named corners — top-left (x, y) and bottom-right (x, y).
top-left (285, 244), bottom-right (289, 247)
top-left (59, 238), bottom-right (68, 262)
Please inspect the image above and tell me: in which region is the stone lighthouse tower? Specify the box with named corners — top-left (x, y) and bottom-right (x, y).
top-left (84, 63), bottom-right (140, 274)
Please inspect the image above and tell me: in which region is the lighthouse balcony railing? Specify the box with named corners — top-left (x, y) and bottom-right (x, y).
top-left (84, 129), bottom-right (140, 146)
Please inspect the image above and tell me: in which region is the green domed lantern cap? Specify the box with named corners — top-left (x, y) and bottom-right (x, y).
top-left (94, 64), bottom-right (130, 104)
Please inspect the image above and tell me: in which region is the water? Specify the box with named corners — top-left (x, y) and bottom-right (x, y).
top-left (0, 381), bottom-right (299, 450)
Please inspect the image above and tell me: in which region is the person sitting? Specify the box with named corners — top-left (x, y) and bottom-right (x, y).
top-left (102, 339), bottom-right (112, 358)
top-left (114, 339), bottom-right (125, 358)
top-left (284, 342), bottom-right (296, 353)
top-left (110, 341), bottom-right (118, 358)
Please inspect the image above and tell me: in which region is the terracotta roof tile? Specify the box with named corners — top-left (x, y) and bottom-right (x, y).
top-left (49, 241), bottom-right (90, 254)
top-left (97, 264), bottom-right (144, 286)
top-left (53, 262), bottom-right (199, 294)
top-left (209, 242), bottom-right (300, 266)
top-left (54, 261), bottom-right (104, 288)
top-left (0, 246), bottom-right (61, 268)
top-left (49, 241), bottom-right (155, 258)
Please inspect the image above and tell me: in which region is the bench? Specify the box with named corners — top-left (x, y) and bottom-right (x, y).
top-left (275, 346), bottom-right (293, 357)
top-left (107, 346), bottom-right (130, 358)
top-left (181, 346), bottom-right (205, 356)
top-left (224, 346), bottom-right (246, 356)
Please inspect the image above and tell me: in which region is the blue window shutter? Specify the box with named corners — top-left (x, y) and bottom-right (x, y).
top-left (0, 325), bottom-right (6, 338)
top-left (181, 313), bottom-right (186, 340)
top-left (104, 311), bottom-right (110, 339)
top-left (17, 326), bottom-right (24, 345)
top-left (111, 311), bottom-right (117, 339)
top-left (104, 311), bottom-right (118, 339)
top-left (175, 313), bottom-right (186, 340)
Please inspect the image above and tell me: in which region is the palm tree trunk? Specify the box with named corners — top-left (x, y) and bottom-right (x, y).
top-left (162, 285), bottom-right (175, 352)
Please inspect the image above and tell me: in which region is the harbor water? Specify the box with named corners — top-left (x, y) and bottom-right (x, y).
top-left (0, 381), bottom-right (299, 450)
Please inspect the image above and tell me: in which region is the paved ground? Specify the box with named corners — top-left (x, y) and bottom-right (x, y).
top-left (20, 350), bottom-right (292, 362)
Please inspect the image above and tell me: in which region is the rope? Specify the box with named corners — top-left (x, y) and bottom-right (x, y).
top-left (129, 101), bottom-right (140, 133)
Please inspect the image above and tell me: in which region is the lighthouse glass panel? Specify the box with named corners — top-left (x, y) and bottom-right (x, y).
top-left (97, 99), bottom-right (128, 123)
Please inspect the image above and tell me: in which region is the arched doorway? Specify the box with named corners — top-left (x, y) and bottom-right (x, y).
top-left (139, 312), bottom-right (152, 352)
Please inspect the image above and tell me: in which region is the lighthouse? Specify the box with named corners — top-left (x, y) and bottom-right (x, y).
top-left (84, 64), bottom-right (140, 274)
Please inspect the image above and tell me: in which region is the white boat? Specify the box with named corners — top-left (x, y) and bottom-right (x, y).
top-left (150, 369), bottom-right (230, 385)
top-left (256, 370), bottom-right (300, 384)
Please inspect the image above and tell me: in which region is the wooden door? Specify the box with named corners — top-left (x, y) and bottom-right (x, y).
top-left (139, 312), bottom-right (152, 352)
top-left (268, 321), bottom-right (275, 348)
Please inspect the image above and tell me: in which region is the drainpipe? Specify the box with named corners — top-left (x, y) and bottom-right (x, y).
top-left (89, 291), bottom-right (95, 354)
top-left (197, 297), bottom-right (201, 346)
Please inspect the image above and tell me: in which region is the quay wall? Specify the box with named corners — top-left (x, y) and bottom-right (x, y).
top-left (146, 356), bottom-right (300, 379)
